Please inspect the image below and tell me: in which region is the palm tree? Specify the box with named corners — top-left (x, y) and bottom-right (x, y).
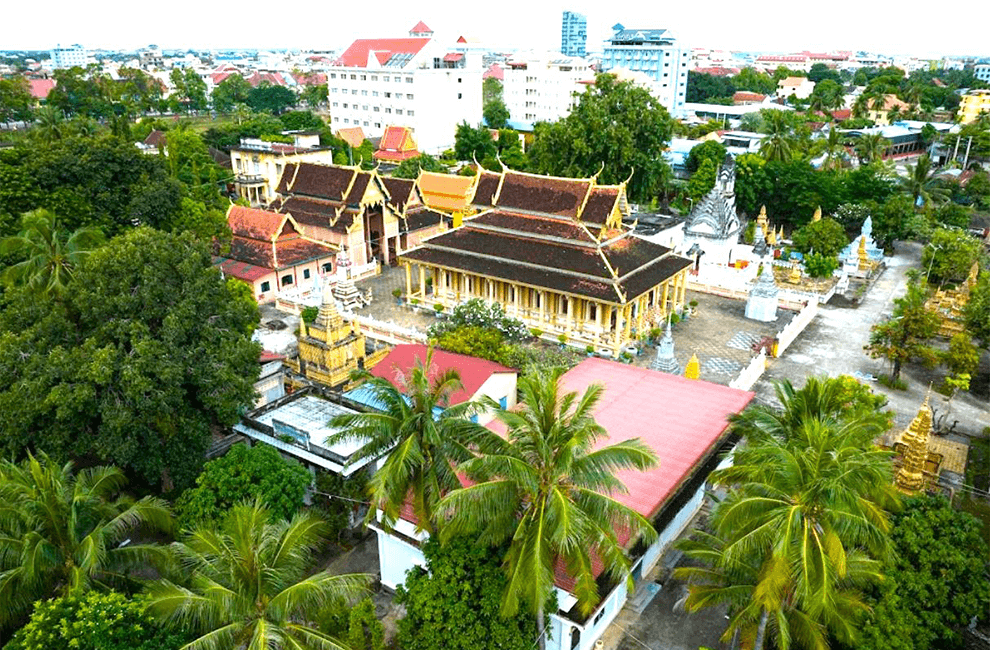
top-left (818, 128), bottom-right (848, 171)
top-left (326, 349), bottom-right (486, 535)
top-left (145, 501), bottom-right (370, 650)
top-left (0, 209), bottom-right (104, 297)
top-left (438, 369), bottom-right (659, 650)
top-left (900, 153), bottom-right (950, 207)
top-left (854, 133), bottom-right (889, 165)
top-left (0, 453), bottom-right (172, 630)
top-left (675, 528), bottom-right (880, 650)
top-left (759, 110), bottom-right (796, 162)
top-left (851, 93), bottom-right (870, 120)
top-left (33, 105), bottom-right (65, 143)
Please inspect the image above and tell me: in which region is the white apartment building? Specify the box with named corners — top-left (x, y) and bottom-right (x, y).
top-left (502, 51), bottom-right (590, 126)
top-left (50, 44), bottom-right (90, 69)
top-left (975, 63), bottom-right (990, 83)
top-left (600, 26), bottom-right (689, 116)
top-left (326, 21), bottom-right (483, 153)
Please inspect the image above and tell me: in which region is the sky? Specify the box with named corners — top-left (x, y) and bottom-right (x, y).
top-left (6, 0), bottom-right (989, 59)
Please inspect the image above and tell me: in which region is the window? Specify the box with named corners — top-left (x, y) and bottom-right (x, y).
top-left (457, 93), bottom-right (462, 99)
top-left (322, 262), bottom-right (333, 272)
top-left (303, 269), bottom-right (311, 279)
top-left (407, 93), bottom-right (414, 100)
top-left (350, 74), bottom-right (356, 80)
top-left (374, 122), bottom-right (381, 128)
top-left (407, 110), bottom-right (414, 116)
top-left (385, 108), bottom-right (391, 113)
top-left (383, 75), bottom-right (389, 82)
top-left (343, 103), bottom-right (348, 108)
top-left (458, 77), bottom-right (462, 83)
top-left (330, 73), bottom-right (336, 79)
top-left (405, 76), bottom-right (413, 83)
top-left (362, 90), bottom-right (368, 95)
top-left (332, 101), bottom-right (338, 107)
top-left (343, 118), bottom-right (349, 123)
top-left (281, 274), bottom-right (293, 286)
top-left (593, 607), bottom-right (606, 626)
top-left (330, 87), bottom-right (338, 93)
top-left (373, 106), bottom-right (379, 112)
top-left (360, 74), bottom-right (366, 80)
top-left (372, 91), bottom-right (378, 97)
top-left (396, 109), bottom-right (403, 115)
top-left (351, 89), bottom-right (357, 95)
top-left (385, 91), bottom-right (391, 98)
top-left (363, 121), bottom-right (369, 126)
top-left (499, 396), bottom-right (507, 409)
top-left (371, 75), bottom-right (378, 81)
top-left (260, 281), bottom-right (271, 292)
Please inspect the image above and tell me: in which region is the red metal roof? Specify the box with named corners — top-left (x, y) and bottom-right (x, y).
top-left (334, 38), bottom-right (431, 68)
top-left (28, 78), bottom-right (55, 100)
top-left (259, 350), bottom-right (285, 362)
top-left (483, 63), bottom-right (504, 80)
top-left (409, 20), bottom-right (432, 34)
top-left (443, 53), bottom-right (464, 63)
top-left (370, 344), bottom-right (515, 406)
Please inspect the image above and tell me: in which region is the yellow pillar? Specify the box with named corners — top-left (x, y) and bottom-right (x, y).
top-left (566, 296), bottom-right (574, 334)
top-left (636, 296), bottom-right (645, 334)
top-left (538, 291), bottom-right (545, 326)
top-left (661, 281), bottom-right (669, 317)
top-left (595, 301), bottom-right (603, 340)
top-left (622, 304), bottom-right (631, 343)
top-left (418, 266), bottom-right (426, 299)
top-left (455, 272), bottom-right (462, 302)
top-left (514, 284), bottom-right (521, 317)
top-left (404, 263), bottom-right (412, 297)
top-left (612, 305), bottom-right (621, 354)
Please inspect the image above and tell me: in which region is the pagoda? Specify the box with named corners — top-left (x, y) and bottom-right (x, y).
top-left (894, 393), bottom-right (933, 494)
top-left (745, 255), bottom-right (780, 322)
top-left (287, 280), bottom-right (368, 388)
top-left (650, 317), bottom-right (680, 374)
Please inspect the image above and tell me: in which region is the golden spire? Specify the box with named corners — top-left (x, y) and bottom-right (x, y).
top-left (684, 353), bottom-right (700, 380)
top-left (767, 227), bottom-right (777, 246)
top-left (757, 205), bottom-right (769, 231)
top-left (789, 260), bottom-right (802, 284)
top-left (895, 388), bottom-right (933, 494)
top-left (812, 205), bottom-right (822, 222)
top-left (299, 311), bottom-right (308, 338)
top-left (777, 225), bottom-right (784, 241)
top-left (857, 234), bottom-right (869, 270)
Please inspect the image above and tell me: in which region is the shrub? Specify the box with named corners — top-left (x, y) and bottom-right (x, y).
top-left (877, 374), bottom-right (908, 390)
top-left (301, 306), bottom-right (318, 324)
top-left (427, 298), bottom-right (530, 341)
top-left (174, 443), bottom-right (311, 528)
top-left (391, 288), bottom-right (402, 298)
top-left (530, 328), bottom-right (543, 338)
top-left (586, 345), bottom-right (595, 354)
top-left (557, 333), bottom-right (568, 345)
top-left (411, 298), bottom-right (420, 306)
top-left (804, 252), bottom-right (840, 278)
top-left (347, 598), bottom-right (385, 650)
top-left (792, 217), bottom-right (848, 257)
top-left (434, 303), bottom-right (444, 313)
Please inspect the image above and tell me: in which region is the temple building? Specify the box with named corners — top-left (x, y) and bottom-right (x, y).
top-left (373, 125), bottom-right (420, 163)
top-left (925, 262), bottom-right (980, 338)
top-left (682, 157), bottom-right (743, 266)
top-left (270, 162), bottom-right (447, 270)
top-left (416, 170), bottom-right (478, 221)
top-left (286, 281), bottom-right (382, 389)
top-left (398, 169), bottom-right (693, 356)
top-left (214, 205), bottom-right (338, 303)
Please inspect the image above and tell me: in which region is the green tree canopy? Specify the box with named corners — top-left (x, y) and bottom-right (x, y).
top-left (853, 496), bottom-right (990, 650)
top-left (391, 153), bottom-right (446, 179)
top-left (211, 73), bottom-right (252, 112)
top-left (175, 443), bottom-right (312, 528)
top-left (395, 536), bottom-right (540, 650)
top-left (0, 76), bottom-right (34, 123)
top-left (0, 228), bottom-right (261, 492)
top-left (964, 268), bottom-right (990, 347)
top-left (246, 82), bottom-right (297, 114)
top-left (688, 157), bottom-right (719, 201)
top-left (3, 591), bottom-right (187, 650)
top-left (921, 227), bottom-right (982, 286)
top-left (686, 72), bottom-right (736, 103)
top-left (791, 216), bottom-right (848, 257)
top-left (527, 73), bottom-right (673, 202)
top-left (454, 121), bottom-right (496, 163)
top-left (808, 63), bottom-right (842, 84)
top-left (685, 140), bottom-right (727, 174)
top-left (168, 68), bottom-right (208, 112)
top-left (145, 502), bottom-right (370, 650)
top-left (0, 454), bottom-right (172, 631)
top-left (46, 66), bottom-right (114, 118)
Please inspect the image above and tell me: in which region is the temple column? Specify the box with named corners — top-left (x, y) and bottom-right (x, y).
top-left (455, 272), bottom-right (462, 302)
top-left (538, 291), bottom-right (545, 326)
top-left (418, 266), bottom-right (426, 299)
top-left (637, 296), bottom-right (645, 334)
top-left (404, 263), bottom-right (412, 298)
top-left (612, 306), bottom-right (621, 354)
top-left (595, 302), bottom-right (603, 341)
top-left (514, 284), bottom-right (520, 317)
top-left (566, 297), bottom-right (574, 335)
top-left (661, 281), bottom-right (670, 317)
top-left (623, 304), bottom-right (631, 343)
top-left (679, 271), bottom-right (687, 306)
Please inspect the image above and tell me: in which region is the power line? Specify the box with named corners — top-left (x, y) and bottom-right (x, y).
top-left (310, 489), bottom-right (371, 505)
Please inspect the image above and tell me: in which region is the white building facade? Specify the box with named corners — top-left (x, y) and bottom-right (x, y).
top-left (502, 51), bottom-right (590, 126)
top-left (600, 27), bottom-right (689, 115)
top-left (326, 22), bottom-right (483, 153)
top-left (50, 44), bottom-right (90, 69)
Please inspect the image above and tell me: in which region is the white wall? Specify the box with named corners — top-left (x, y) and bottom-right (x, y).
top-left (376, 528), bottom-right (427, 590)
top-left (472, 372), bottom-right (518, 425)
top-left (503, 53), bottom-right (589, 126)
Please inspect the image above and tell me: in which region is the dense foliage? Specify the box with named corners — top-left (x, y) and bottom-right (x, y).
top-left (4, 592), bottom-right (186, 650)
top-left (921, 227), bottom-right (982, 286)
top-left (395, 537), bottom-right (540, 650)
top-left (428, 298), bottom-right (529, 341)
top-left (0, 228), bottom-right (260, 492)
top-left (866, 280), bottom-right (940, 380)
top-left (528, 73), bottom-right (673, 202)
top-left (791, 217), bottom-right (848, 257)
top-left (175, 443), bottom-right (311, 528)
top-left (853, 496), bottom-right (990, 650)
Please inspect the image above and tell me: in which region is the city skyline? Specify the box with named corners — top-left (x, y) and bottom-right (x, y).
top-left (5, 0), bottom-right (989, 60)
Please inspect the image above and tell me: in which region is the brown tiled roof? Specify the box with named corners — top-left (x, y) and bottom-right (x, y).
top-left (275, 238), bottom-right (336, 267)
top-left (404, 207), bottom-right (446, 232)
top-left (581, 187), bottom-right (619, 225)
top-left (344, 172), bottom-right (375, 206)
top-left (471, 211), bottom-right (595, 243)
top-left (472, 171), bottom-right (502, 207)
top-left (494, 171), bottom-right (592, 218)
top-left (278, 196), bottom-right (338, 227)
top-left (288, 163), bottom-right (357, 201)
top-left (276, 163), bottom-right (297, 195)
top-left (620, 255), bottom-right (693, 299)
top-left (227, 205), bottom-right (287, 241)
top-left (230, 237), bottom-right (274, 267)
top-left (383, 177), bottom-right (416, 211)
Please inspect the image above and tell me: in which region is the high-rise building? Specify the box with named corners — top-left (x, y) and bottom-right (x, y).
top-left (561, 11), bottom-right (587, 58)
top-left (600, 26), bottom-right (689, 115)
top-left (503, 51), bottom-right (591, 127)
top-left (50, 44), bottom-right (89, 69)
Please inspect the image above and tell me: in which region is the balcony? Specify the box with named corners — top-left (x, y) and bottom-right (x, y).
top-left (235, 174), bottom-right (267, 186)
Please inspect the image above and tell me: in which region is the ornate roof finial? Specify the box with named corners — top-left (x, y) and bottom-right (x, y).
top-left (812, 205), bottom-right (822, 222)
top-left (590, 161), bottom-right (605, 182)
top-left (623, 167), bottom-right (635, 186)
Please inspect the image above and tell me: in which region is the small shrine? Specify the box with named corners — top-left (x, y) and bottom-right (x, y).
top-left (889, 390), bottom-right (970, 495)
top-left (287, 281), bottom-right (369, 389)
top-left (650, 317), bottom-right (681, 374)
top-left (925, 262), bottom-right (979, 338)
top-left (840, 215), bottom-right (883, 272)
top-left (745, 255), bottom-right (780, 322)
top-left (684, 353), bottom-right (701, 380)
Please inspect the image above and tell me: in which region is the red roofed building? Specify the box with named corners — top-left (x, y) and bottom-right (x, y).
top-left (214, 204), bottom-right (338, 302)
top-left (692, 66), bottom-right (740, 77)
top-left (373, 357), bottom-right (754, 650)
top-left (373, 125), bottom-right (419, 161)
top-left (732, 90), bottom-right (766, 105)
top-left (326, 21), bottom-right (483, 153)
top-left (483, 63), bottom-right (504, 81)
top-left (27, 78), bottom-right (55, 100)
top-left (366, 344), bottom-right (517, 424)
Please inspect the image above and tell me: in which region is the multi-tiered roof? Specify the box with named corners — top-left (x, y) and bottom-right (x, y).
top-left (401, 169), bottom-right (692, 304)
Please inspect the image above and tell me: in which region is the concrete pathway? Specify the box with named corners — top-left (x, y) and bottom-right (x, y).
top-left (755, 241), bottom-right (989, 437)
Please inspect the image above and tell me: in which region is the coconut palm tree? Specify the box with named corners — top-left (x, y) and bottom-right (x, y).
top-left (438, 369), bottom-right (659, 650)
top-left (0, 209), bottom-right (104, 297)
top-left (759, 110), bottom-right (797, 162)
top-left (325, 349), bottom-right (486, 535)
top-left (817, 128), bottom-right (848, 171)
top-left (851, 93), bottom-right (871, 119)
top-left (675, 528), bottom-right (881, 650)
top-left (145, 501), bottom-right (370, 650)
top-left (33, 105), bottom-right (65, 143)
top-left (900, 153), bottom-right (950, 207)
top-left (854, 133), bottom-right (889, 165)
top-left (0, 453), bottom-right (172, 630)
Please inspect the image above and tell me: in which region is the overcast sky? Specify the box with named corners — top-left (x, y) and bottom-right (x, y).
top-left (7, 0), bottom-right (988, 59)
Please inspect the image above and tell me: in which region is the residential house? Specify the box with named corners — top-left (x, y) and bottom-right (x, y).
top-left (866, 94), bottom-right (912, 126)
top-left (214, 204), bottom-right (338, 303)
top-left (372, 357), bottom-right (754, 650)
top-left (958, 89), bottom-right (990, 124)
top-left (777, 76), bottom-right (815, 100)
top-left (229, 135), bottom-right (336, 207)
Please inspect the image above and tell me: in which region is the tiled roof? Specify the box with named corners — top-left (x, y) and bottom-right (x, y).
top-left (275, 237), bottom-right (337, 267)
top-left (227, 205), bottom-right (287, 240)
top-left (470, 210), bottom-right (596, 243)
top-left (472, 171), bottom-right (502, 207)
top-left (144, 129), bottom-right (167, 148)
top-left (581, 187), bottom-right (620, 225)
top-left (284, 163), bottom-right (358, 201)
top-left (334, 38), bottom-right (431, 68)
top-left (404, 207), bottom-right (446, 232)
top-left (214, 257), bottom-right (271, 282)
top-left (495, 170), bottom-right (592, 219)
top-left (383, 177), bottom-right (416, 211)
top-left (443, 53), bottom-right (464, 62)
top-left (374, 126), bottom-right (418, 161)
top-left (409, 21), bottom-right (432, 34)
top-left (336, 127), bottom-right (366, 148)
top-left (370, 344), bottom-right (514, 406)
top-left (27, 78), bottom-right (55, 100)
top-left (483, 63), bottom-right (504, 80)
top-left (343, 172), bottom-right (373, 205)
top-left (293, 72), bottom-right (327, 86)
top-left (230, 237), bottom-right (275, 267)
top-left (417, 171), bottom-right (476, 212)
